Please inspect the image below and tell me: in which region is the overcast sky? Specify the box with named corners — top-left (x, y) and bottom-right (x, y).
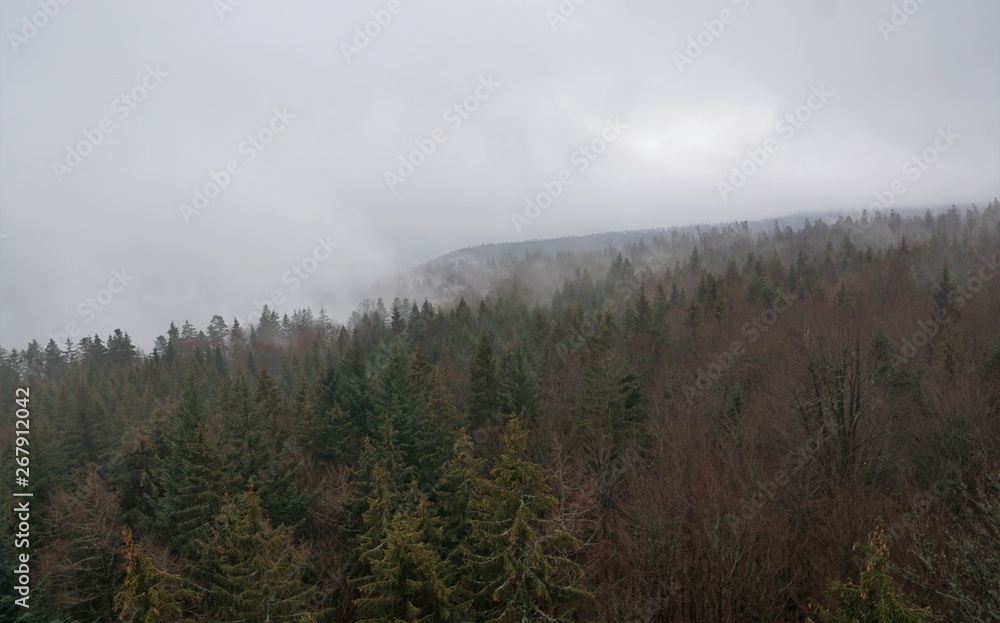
top-left (1, 0), bottom-right (998, 350)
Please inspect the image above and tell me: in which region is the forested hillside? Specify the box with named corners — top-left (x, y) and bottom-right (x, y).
top-left (3, 203), bottom-right (999, 622)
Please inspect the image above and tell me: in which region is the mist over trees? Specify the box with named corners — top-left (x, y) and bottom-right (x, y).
top-left (2, 203), bottom-right (999, 622)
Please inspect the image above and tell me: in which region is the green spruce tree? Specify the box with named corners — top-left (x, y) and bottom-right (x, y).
top-left (468, 332), bottom-right (499, 430)
top-left (465, 418), bottom-right (593, 622)
top-left (354, 495), bottom-right (456, 623)
top-left (809, 520), bottom-right (938, 623)
top-left (197, 490), bottom-right (316, 622)
top-left (114, 527), bottom-right (193, 623)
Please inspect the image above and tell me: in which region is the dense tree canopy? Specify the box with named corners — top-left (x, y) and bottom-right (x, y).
top-left (2, 204), bottom-right (999, 621)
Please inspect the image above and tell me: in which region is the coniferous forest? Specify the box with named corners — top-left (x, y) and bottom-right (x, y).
top-left (3, 204), bottom-right (999, 622)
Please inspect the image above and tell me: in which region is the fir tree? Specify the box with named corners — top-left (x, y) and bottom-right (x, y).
top-left (219, 372), bottom-right (270, 482)
top-left (115, 426), bottom-right (163, 530)
top-left (497, 341), bottom-right (540, 423)
top-left (311, 364), bottom-right (365, 464)
top-left (354, 496), bottom-right (456, 623)
top-left (320, 402), bottom-right (364, 466)
top-left (627, 284), bottom-right (666, 374)
top-left (65, 377), bottom-right (110, 466)
top-left (341, 336), bottom-right (375, 435)
top-left (685, 300), bottom-right (701, 335)
top-left (468, 332), bottom-right (499, 429)
top-left (390, 305), bottom-right (407, 337)
top-left (581, 339), bottom-right (642, 442)
top-left (158, 423), bottom-right (235, 556)
top-left (933, 264), bottom-right (959, 319)
top-left (355, 423), bottom-right (416, 513)
top-left (809, 520), bottom-right (938, 623)
top-left (668, 281), bottom-right (683, 308)
top-left (652, 282), bottom-right (669, 326)
top-left (114, 527), bottom-right (192, 623)
top-left (651, 282), bottom-right (670, 356)
top-left (434, 431), bottom-right (488, 605)
top-left (356, 458), bottom-right (401, 565)
top-left (465, 418), bottom-right (593, 622)
top-left (834, 282), bottom-right (851, 308)
top-left (724, 257), bottom-right (741, 285)
top-left (198, 490), bottom-right (316, 622)
top-left (374, 342), bottom-right (424, 463)
top-left (43, 338), bottom-right (65, 379)
top-left (414, 367), bottom-right (468, 490)
top-left (688, 246), bottom-right (703, 272)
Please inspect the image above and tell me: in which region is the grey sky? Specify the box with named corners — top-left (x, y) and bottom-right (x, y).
top-left (1, 0), bottom-right (998, 350)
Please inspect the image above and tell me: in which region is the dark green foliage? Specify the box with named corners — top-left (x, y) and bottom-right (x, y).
top-left (197, 490), bottom-right (315, 622)
top-left (114, 527), bottom-right (192, 623)
top-left (688, 246), bottom-right (702, 272)
top-left (581, 335), bottom-right (643, 442)
top-left (218, 369), bottom-right (309, 528)
top-left (374, 342), bottom-right (423, 460)
top-left (627, 284), bottom-right (667, 374)
top-left (64, 378), bottom-right (110, 466)
top-left (668, 281), bottom-right (684, 308)
top-left (933, 264), bottom-right (959, 319)
top-left (434, 432), bottom-right (487, 559)
top-left (220, 373), bottom-right (271, 481)
top-left (464, 419), bottom-right (593, 622)
top-left (468, 332), bottom-right (499, 429)
top-left (158, 423), bottom-right (235, 555)
top-left (497, 340), bottom-right (540, 422)
top-left (308, 399), bottom-right (363, 466)
top-left (745, 261), bottom-right (777, 305)
top-left (114, 427), bottom-right (163, 531)
top-left (413, 368), bottom-right (468, 489)
top-left (354, 492), bottom-right (456, 623)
